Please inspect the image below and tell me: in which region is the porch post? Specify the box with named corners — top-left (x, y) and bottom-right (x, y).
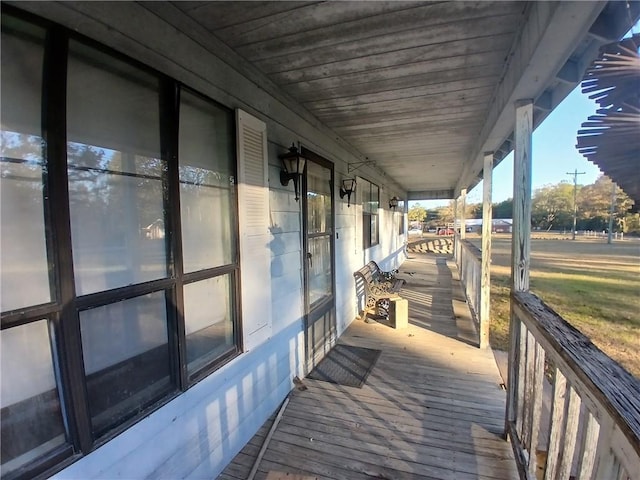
top-left (453, 195), bottom-right (459, 264)
top-left (459, 188), bottom-right (467, 240)
top-left (453, 193), bottom-right (458, 231)
top-left (480, 153), bottom-right (493, 349)
top-left (505, 100), bottom-right (533, 433)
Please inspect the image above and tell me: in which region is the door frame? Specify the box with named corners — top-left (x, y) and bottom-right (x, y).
top-left (300, 147), bottom-right (336, 371)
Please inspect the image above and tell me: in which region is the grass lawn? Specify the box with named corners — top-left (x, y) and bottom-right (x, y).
top-left (469, 234), bottom-right (640, 378)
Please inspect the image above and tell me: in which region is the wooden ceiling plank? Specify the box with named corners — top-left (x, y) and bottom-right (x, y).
top-left (265, 33), bottom-right (513, 83)
top-left (250, 15), bottom-right (519, 72)
top-left (353, 141), bottom-right (471, 155)
top-left (173, 1), bottom-right (317, 31)
top-left (310, 86), bottom-right (494, 116)
top-left (294, 67), bottom-right (503, 104)
top-left (342, 136), bottom-right (478, 150)
top-left (303, 76), bottom-right (498, 110)
top-left (324, 104), bottom-right (488, 129)
top-left (337, 110), bottom-right (486, 128)
top-left (339, 119), bottom-right (484, 140)
top-left (282, 51), bottom-right (503, 95)
top-left (216, 1), bottom-right (425, 47)
top-left (319, 96), bottom-right (489, 120)
top-left (233, 3), bottom-right (521, 61)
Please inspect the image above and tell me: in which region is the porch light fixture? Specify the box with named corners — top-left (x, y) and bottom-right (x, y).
top-left (279, 143), bottom-right (306, 201)
top-left (339, 178), bottom-right (356, 207)
top-left (389, 196), bottom-right (400, 210)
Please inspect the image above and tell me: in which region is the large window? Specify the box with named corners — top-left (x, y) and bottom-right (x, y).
top-left (361, 179), bottom-right (379, 249)
top-left (0, 11), bottom-right (240, 480)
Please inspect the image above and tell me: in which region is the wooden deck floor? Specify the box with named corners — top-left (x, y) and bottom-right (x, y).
top-left (218, 252), bottom-right (518, 480)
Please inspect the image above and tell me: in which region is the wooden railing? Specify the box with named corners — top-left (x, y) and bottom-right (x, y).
top-left (507, 291), bottom-right (640, 480)
top-left (455, 237), bottom-right (482, 331)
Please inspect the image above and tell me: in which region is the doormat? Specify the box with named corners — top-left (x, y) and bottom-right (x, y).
top-left (307, 344), bottom-right (381, 388)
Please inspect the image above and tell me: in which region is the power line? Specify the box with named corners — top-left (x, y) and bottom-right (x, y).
top-left (566, 169), bottom-right (586, 240)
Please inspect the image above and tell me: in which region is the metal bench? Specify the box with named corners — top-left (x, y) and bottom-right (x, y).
top-left (353, 261), bottom-right (405, 321)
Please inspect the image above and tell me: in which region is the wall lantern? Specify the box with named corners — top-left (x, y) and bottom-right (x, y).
top-left (279, 143), bottom-right (306, 201)
top-left (389, 196), bottom-right (400, 210)
top-left (339, 178), bottom-right (357, 207)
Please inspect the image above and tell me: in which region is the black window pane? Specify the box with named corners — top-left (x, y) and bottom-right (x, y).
top-left (0, 321), bottom-right (67, 475)
top-left (66, 40), bottom-right (167, 296)
top-left (183, 276), bottom-right (236, 375)
top-left (179, 90), bottom-right (236, 273)
top-left (80, 292), bottom-right (173, 436)
top-left (371, 213), bottom-right (378, 246)
top-left (363, 213), bottom-right (372, 249)
top-left (0, 15), bottom-right (51, 312)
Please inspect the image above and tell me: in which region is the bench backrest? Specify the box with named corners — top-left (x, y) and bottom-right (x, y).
top-left (354, 261), bottom-right (381, 282)
top-left (354, 261), bottom-right (386, 296)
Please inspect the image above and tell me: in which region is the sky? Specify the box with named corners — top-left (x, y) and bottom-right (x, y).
top-left (414, 85), bottom-right (604, 209)
top-left (474, 85), bottom-right (603, 204)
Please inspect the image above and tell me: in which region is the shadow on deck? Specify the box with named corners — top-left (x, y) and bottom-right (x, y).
top-left (218, 252), bottom-right (518, 480)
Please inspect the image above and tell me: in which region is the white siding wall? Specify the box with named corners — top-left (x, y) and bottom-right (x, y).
top-left (11, 2), bottom-right (407, 478)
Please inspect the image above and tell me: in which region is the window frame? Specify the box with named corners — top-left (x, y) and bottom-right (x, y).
top-left (0, 8), bottom-right (242, 479)
top-left (397, 200), bottom-right (405, 235)
top-left (361, 179), bottom-right (379, 249)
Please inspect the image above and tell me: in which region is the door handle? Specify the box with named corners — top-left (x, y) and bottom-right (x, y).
top-left (306, 252), bottom-right (312, 268)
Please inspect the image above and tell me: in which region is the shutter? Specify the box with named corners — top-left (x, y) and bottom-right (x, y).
top-left (236, 109), bottom-right (272, 351)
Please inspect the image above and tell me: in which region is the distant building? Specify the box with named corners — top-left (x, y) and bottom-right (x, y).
top-left (459, 219), bottom-right (513, 233)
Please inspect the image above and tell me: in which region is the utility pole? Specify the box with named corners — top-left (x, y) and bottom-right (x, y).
top-left (566, 169), bottom-right (585, 240)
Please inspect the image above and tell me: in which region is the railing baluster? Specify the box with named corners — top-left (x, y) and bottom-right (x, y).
top-left (527, 340), bottom-right (546, 478)
top-left (558, 386), bottom-right (581, 479)
top-left (576, 411), bottom-right (600, 480)
top-left (517, 323), bottom-right (529, 441)
top-left (522, 329), bottom-right (535, 450)
top-left (545, 368), bottom-right (568, 480)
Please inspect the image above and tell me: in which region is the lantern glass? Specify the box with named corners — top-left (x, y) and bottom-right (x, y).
top-left (297, 156), bottom-right (306, 176)
top-left (342, 178), bottom-right (356, 193)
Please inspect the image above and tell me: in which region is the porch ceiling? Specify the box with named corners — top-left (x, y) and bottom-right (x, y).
top-left (171, 1), bottom-right (634, 199)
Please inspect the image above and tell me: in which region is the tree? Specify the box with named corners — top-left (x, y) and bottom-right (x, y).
top-left (625, 212), bottom-right (640, 235)
top-left (435, 201), bottom-right (455, 225)
top-left (493, 199), bottom-right (513, 219)
top-left (408, 203), bottom-right (427, 223)
top-left (578, 175), bottom-right (633, 232)
top-left (431, 200), bottom-right (475, 226)
top-left (531, 183), bottom-right (574, 230)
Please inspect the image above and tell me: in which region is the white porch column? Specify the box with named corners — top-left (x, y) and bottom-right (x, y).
top-left (453, 194), bottom-right (458, 229)
top-left (510, 101), bottom-right (533, 293)
top-left (506, 99), bottom-right (533, 431)
top-left (480, 153), bottom-right (493, 349)
top-left (459, 188), bottom-right (467, 240)
top-left (453, 195), bottom-right (459, 264)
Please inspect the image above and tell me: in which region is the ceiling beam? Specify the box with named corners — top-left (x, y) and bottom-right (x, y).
top-left (407, 190), bottom-right (454, 201)
top-left (556, 59), bottom-right (581, 84)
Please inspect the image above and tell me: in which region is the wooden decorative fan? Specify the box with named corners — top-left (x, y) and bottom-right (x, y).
top-left (576, 34), bottom-right (640, 207)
